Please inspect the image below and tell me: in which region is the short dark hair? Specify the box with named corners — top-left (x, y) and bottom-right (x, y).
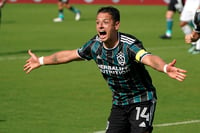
top-left (97, 6), bottom-right (120, 22)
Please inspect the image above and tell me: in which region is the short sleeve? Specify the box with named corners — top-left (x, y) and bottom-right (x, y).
top-left (128, 40), bottom-right (151, 62)
top-left (77, 40), bottom-right (94, 60)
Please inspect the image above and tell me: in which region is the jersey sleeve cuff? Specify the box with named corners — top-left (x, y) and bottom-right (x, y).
top-left (136, 49), bottom-right (151, 62)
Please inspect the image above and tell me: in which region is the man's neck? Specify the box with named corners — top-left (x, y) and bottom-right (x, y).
top-left (103, 32), bottom-right (119, 49)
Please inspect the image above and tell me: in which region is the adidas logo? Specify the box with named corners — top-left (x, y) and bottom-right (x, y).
top-left (97, 55), bottom-right (102, 59)
top-left (139, 122), bottom-right (146, 127)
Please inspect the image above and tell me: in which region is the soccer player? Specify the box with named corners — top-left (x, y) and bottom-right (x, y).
top-left (24, 6), bottom-right (187, 133)
top-left (53, 0), bottom-right (81, 22)
top-left (180, 0), bottom-right (200, 54)
top-left (160, 0), bottom-right (185, 39)
top-left (185, 9), bottom-right (200, 53)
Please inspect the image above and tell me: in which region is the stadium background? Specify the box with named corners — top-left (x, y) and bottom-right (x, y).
top-left (6, 0), bottom-right (167, 5)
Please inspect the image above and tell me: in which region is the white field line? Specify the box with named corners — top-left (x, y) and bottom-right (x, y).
top-left (94, 119), bottom-right (200, 133)
top-left (0, 56), bottom-right (28, 61)
top-left (93, 131), bottom-right (105, 133)
top-left (154, 119), bottom-right (200, 127)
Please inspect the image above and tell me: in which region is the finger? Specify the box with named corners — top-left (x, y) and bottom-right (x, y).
top-left (171, 59), bottom-right (176, 65)
top-left (28, 49), bottom-right (31, 55)
top-left (28, 49), bottom-right (34, 57)
top-left (176, 77), bottom-right (184, 82)
top-left (177, 68), bottom-right (187, 73)
top-left (176, 73), bottom-right (187, 81)
top-left (26, 68), bottom-right (32, 74)
top-left (168, 59), bottom-right (176, 66)
top-left (178, 73), bottom-right (187, 78)
top-left (176, 70), bottom-right (186, 76)
top-left (175, 73), bottom-right (186, 81)
top-left (26, 59), bottom-right (30, 63)
top-left (24, 62), bottom-right (31, 68)
top-left (23, 65), bottom-right (30, 71)
top-left (26, 59), bottom-right (31, 63)
top-left (176, 74), bottom-right (186, 80)
top-left (23, 62), bottom-right (32, 71)
top-left (24, 66), bottom-right (32, 74)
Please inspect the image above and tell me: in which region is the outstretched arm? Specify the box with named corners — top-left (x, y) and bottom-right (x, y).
top-left (24, 49), bottom-right (82, 74)
top-left (141, 55), bottom-right (187, 82)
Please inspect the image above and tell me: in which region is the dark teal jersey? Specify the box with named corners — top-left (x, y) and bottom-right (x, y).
top-left (77, 32), bottom-right (157, 105)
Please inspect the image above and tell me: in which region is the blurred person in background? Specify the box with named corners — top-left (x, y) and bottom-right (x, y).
top-left (0, 0), bottom-right (7, 25)
top-left (180, 0), bottom-right (200, 54)
top-left (160, 0), bottom-right (185, 39)
top-left (185, 9), bottom-right (200, 53)
top-left (0, 0), bottom-right (6, 8)
top-left (53, 0), bottom-right (81, 22)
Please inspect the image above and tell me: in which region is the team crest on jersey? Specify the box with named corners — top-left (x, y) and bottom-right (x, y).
top-left (117, 52), bottom-right (125, 66)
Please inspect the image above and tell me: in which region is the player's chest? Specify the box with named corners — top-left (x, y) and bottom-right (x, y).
top-left (95, 47), bottom-right (131, 66)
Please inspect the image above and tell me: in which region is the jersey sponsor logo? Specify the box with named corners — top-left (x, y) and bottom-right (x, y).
top-left (98, 64), bottom-right (130, 75)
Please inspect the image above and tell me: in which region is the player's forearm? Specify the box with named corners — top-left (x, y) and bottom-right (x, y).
top-left (41, 50), bottom-right (81, 65)
top-left (142, 55), bottom-right (166, 73)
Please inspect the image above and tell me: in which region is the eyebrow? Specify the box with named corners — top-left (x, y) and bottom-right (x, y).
top-left (96, 18), bottom-right (111, 21)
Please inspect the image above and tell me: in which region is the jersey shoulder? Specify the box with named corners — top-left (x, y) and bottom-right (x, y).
top-left (119, 32), bottom-right (144, 49)
top-left (119, 32), bottom-right (141, 45)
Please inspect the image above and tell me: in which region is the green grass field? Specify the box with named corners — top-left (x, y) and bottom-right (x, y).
top-left (0, 3), bottom-right (200, 133)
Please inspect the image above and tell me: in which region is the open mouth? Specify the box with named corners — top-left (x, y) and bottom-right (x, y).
top-left (99, 31), bottom-right (107, 36)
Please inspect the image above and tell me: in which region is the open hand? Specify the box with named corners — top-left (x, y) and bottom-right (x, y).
top-left (23, 50), bottom-right (41, 74)
top-left (166, 59), bottom-right (187, 82)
